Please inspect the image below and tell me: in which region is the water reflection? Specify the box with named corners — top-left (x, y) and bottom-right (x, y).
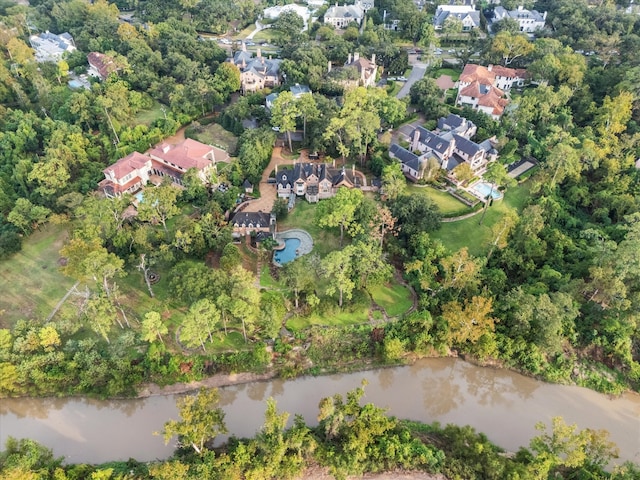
top-left (1, 359), bottom-right (638, 467)
top-left (377, 368), bottom-right (395, 391)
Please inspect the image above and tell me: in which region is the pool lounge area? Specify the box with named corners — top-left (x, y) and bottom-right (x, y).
top-left (468, 181), bottom-right (502, 202)
top-left (273, 229), bottom-right (313, 266)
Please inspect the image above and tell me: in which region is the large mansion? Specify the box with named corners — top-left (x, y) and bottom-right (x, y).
top-left (231, 45), bottom-right (282, 94)
top-left (323, 0), bottom-right (373, 29)
top-left (389, 114), bottom-right (498, 181)
top-left (456, 64), bottom-right (527, 119)
top-left (275, 162), bottom-right (360, 203)
top-left (99, 139), bottom-right (225, 197)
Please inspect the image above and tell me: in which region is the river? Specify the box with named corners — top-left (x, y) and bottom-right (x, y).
top-left (1, 358), bottom-right (639, 466)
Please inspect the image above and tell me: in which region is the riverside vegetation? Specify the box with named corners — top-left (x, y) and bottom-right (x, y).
top-left (2, 384), bottom-right (637, 480)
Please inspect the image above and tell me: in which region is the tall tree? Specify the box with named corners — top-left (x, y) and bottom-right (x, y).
top-left (141, 311), bottom-right (168, 345)
top-left (161, 388), bottom-right (228, 455)
top-left (271, 91), bottom-right (300, 153)
top-left (316, 187), bottom-right (364, 247)
top-left (442, 295), bottom-right (497, 346)
top-left (321, 246), bottom-right (356, 307)
top-left (137, 182), bottom-right (181, 232)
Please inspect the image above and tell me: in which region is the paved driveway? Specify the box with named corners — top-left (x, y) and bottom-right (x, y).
top-left (396, 62), bottom-right (428, 99)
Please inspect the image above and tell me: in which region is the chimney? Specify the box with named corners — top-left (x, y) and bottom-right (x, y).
top-left (242, 42), bottom-right (246, 52)
top-left (347, 53), bottom-right (352, 64)
top-left (332, 158), bottom-right (335, 167)
top-left (371, 53), bottom-right (376, 64)
top-left (487, 64), bottom-right (493, 71)
top-left (109, 169), bottom-right (116, 180)
top-left (328, 60), bottom-right (332, 72)
top-left (543, 11), bottom-right (547, 20)
top-left (275, 164), bottom-right (278, 174)
top-left (354, 52), bottom-right (360, 62)
top-left (162, 144), bottom-right (171, 153)
top-left (257, 48), bottom-right (261, 58)
top-left (412, 129), bottom-right (420, 151)
top-left (352, 164), bottom-right (355, 174)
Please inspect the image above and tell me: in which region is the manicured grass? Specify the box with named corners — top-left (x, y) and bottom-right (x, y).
top-left (133, 101), bottom-right (167, 127)
top-left (186, 122), bottom-right (238, 153)
top-left (251, 29), bottom-right (283, 43)
top-left (432, 68), bottom-right (461, 81)
top-left (431, 182), bottom-right (531, 257)
top-left (277, 201), bottom-right (341, 257)
top-left (260, 265), bottom-right (286, 289)
top-left (407, 184), bottom-right (471, 215)
top-left (369, 282), bottom-right (413, 318)
top-left (286, 305), bottom-right (370, 330)
top-left (0, 223), bottom-right (75, 328)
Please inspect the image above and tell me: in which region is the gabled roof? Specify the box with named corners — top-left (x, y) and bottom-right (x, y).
top-left (390, 144), bottom-right (421, 172)
top-left (452, 134), bottom-right (482, 157)
top-left (87, 52), bottom-right (118, 79)
top-left (149, 138), bottom-right (214, 171)
top-left (104, 152), bottom-right (150, 180)
top-left (232, 211), bottom-right (272, 228)
top-left (414, 126), bottom-right (454, 157)
top-left (460, 63), bottom-right (526, 85)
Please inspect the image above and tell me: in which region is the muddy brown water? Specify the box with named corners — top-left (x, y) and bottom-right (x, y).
top-left (1, 358), bottom-right (639, 466)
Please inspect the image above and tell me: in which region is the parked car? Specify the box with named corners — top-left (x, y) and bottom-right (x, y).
top-left (387, 76), bottom-right (397, 81)
top-left (272, 126), bottom-right (280, 132)
top-left (397, 76), bottom-right (408, 82)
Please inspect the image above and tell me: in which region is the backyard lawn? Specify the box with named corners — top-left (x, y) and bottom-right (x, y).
top-left (369, 282), bottom-right (413, 318)
top-left (286, 305), bottom-right (370, 331)
top-left (431, 182), bottom-right (531, 257)
top-left (407, 184), bottom-right (472, 216)
top-left (0, 223), bottom-right (75, 328)
top-left (277, 201), bottom-right (341, 257)
top-left (186, 122), bottom-right (238, 153)
top-left (133, 101), bottom-right (167, 127)
top-left (431, 67), bottom-right (461, 81)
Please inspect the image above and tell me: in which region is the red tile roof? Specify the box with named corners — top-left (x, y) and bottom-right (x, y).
top-left (103, 151), bottom-right (150, 179)
top-left (149, 138), bottom-right (214, 171)
top-left (88, 52), bottom-right (118, 79)
top-left (459, 64), bottom-right (526, 85)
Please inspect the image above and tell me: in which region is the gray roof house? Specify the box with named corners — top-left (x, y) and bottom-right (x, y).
top-left (490, 6), bottom-right (546, 34)
top-left (433, 5), bottom-right (480, 30)
top-left (29, 31), bottom-right (76, 63)
top-left (389, 115), bottom-right (498, 181)
top-left (231, 45), bottom-right (282, 94)
top-left (275, 162), bottom-right (357, 203)
top-left (231, 212), bottom-right (275, 237)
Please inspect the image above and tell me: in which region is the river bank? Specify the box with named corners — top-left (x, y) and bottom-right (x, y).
top-left (3, 358), bottom-right (639, 467)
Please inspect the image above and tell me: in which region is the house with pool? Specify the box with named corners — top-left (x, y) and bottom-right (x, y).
top-left (389, 114), bottom-right (498, 182)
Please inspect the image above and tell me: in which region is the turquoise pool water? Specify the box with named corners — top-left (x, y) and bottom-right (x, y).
top-left (472, 182), bottom-right (502, 200)
top-left (274, 238), bottom-right (301, 265)
top-left (134, 191), bottom-right (144, 203)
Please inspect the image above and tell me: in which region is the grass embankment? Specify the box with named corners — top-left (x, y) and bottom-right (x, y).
top-left (133, 101), bottom-right (167, 127)
top-left (431, 182), bottom-right (531, 257)
top-left (186, 122), bottom-right (238, 153)
top-left (431, 67), bottom-right (461, 81)
top-left (407, 184), bottom-right (470, 216)
top-left (0, 223), bottom-right (74, 329)
top-left (369, 282), bottom-right (413, 318)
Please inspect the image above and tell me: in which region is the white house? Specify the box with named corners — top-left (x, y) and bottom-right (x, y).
top-left (455, 63), bottom-right (527, 119)
top-left (323, 0), bottom-right (373, 29)
top-left (491, 6), bottom-right (547, 33)
top-left (433, 5), bottom-right (480, 31)
top-left (29, 31), bottom-right (76, 63)
top-left (263, 4), bottom-right (311, 31)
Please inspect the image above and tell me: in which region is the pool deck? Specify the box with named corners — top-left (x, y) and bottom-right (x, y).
top-left (274, 229), bottom-right (314, 265)
top-left (467, 181), bottom-right (503, 202)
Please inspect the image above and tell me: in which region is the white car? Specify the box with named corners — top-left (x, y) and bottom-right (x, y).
top-left (397, 76), bottom-right (408, 82)
top-left (271, 126), bottom-right (280, 132)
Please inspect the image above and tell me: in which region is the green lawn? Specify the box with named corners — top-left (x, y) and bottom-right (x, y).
top-left (369, 282), bottom-right (413, 318)
top-left (251, 29), bottom-right (283, 43)
top-left (0, 223), bottom-right (75, 328)
top-left (432, 68), bottom-right (461, 81)
top-left (407, 184), bottom-right (471, 216)
top-left (133, 101), bottom-right (167, 127)
top-left (286, 305), bottom-right (370, 330)
top-left (186, 122), bottom-right (238, 153)
top-left (431, 182), bottom-right (531, 257)
top-left (277, 201), bottom-right (341, 257)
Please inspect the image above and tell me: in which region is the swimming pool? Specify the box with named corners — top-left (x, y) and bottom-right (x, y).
top-left (470, 181), bottom-right (502, 200)
top-left (134, 191), bottom-right (144, 203)
top-left (273, 238), bottom-right (301, 265)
